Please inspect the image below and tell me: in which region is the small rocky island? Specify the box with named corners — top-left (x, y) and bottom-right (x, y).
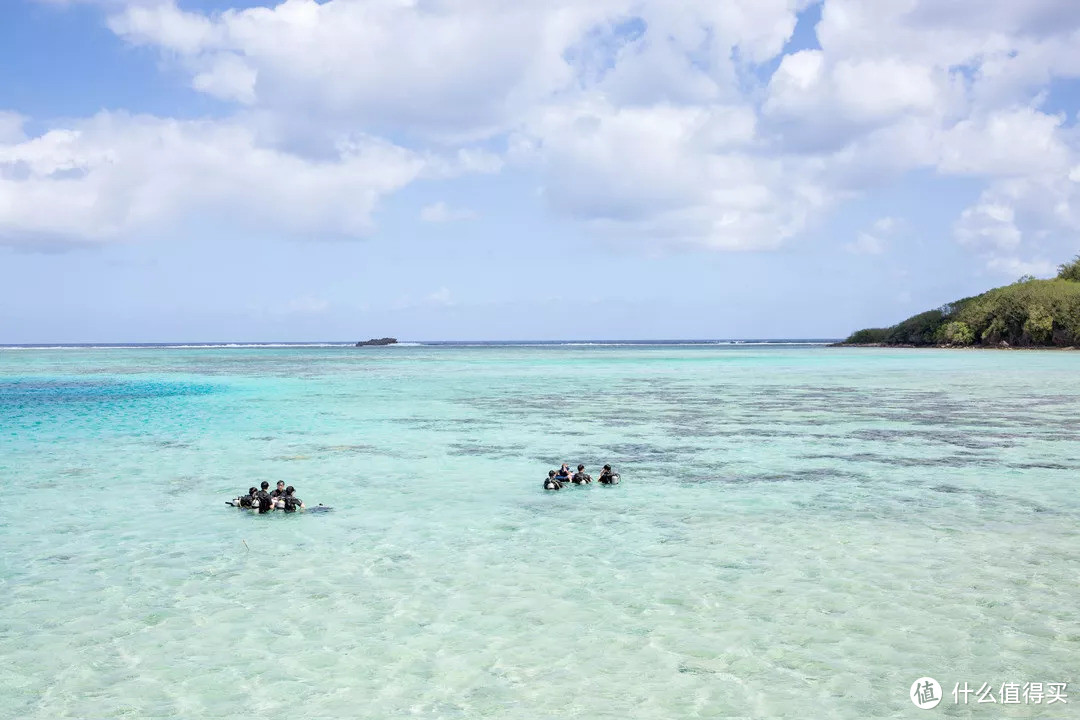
top-left (355, 337), bottom-right (398, 347)
top-left (837, 256), bottom-right (1080, 348)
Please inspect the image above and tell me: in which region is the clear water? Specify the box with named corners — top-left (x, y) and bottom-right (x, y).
top-left (1, 345), bottom-right (1077, 719)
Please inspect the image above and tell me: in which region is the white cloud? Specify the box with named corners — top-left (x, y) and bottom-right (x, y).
top-left (9, 0), bottom-right (1080, 261)
top-left (985, 255), bottom-right (1057, 278)
top-left (0, 112), bottom-right (426, 245)
top-left (518, 98), bottom-right (827, 249)
top-left (767, 53), bottom-right (945, 127)
top-left (937, 107), bottom-right (1069, 177)
top-left (952, 169), bottom-right (1080, 273)
top-left (107, 1), bottom-right (222, 54)
top-left (0, 112), bottom-right (26, 144)
top-left (955, 202), bottom-right (1022, 251)
top-left (107, 0), bottom-right (596, 140)
top-left (420, 202), bottom-right (476, 223)
top-left (192, 53), bottom-right (257, 104)
top-left (833, 59), bottom-right (941, 122)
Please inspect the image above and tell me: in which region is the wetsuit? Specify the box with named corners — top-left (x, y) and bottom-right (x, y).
top-left (598, 471), bottom-right (617, 485)
top-left (282, 495), bottom-right (303, 513)
top-left (572, 472), bottom-right (591, 484)
top-left (255, 490), bottom-right (274, 513)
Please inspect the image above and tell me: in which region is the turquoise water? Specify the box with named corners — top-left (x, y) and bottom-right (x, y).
top-left (1, 345), bottom-right (1077, 719)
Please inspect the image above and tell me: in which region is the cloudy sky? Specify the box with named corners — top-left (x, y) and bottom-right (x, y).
top-left (1, 0), bottom-right (1079, 342)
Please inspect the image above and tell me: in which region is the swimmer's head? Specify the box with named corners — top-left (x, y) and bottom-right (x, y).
top-left (276, 481), bottom-right (285, 490)
top-left (248, 486), bottom-right (257, 496)
top-left (261, 481), bottom-right (270, 490)
top-left (603, 464), bottom-right (611, 470)
top-left (285, 485), bottom-right (295, 496)
top-left (548, 470), bottom-right (556, 478)
top-left (577, 464), bottom-right (584, 471)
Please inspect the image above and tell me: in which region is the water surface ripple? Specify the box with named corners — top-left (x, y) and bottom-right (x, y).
top-left (1, 345), bottom-right (1077, 718)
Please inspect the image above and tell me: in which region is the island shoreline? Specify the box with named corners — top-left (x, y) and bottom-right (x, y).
top-left (831, 343), bottom-right (1079, 350)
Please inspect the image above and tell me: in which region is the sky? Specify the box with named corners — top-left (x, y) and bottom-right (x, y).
top-left (1, 0), bottom-right (1079, 342)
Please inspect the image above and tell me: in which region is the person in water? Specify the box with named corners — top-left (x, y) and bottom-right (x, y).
top-left (543, 470), bottom-right (562, 490)
top-left (572, 464), bottom-right (592, 484)
top-left (255, 481), bottom-right (274, 513)
top-left (271, 480), bottom-right (291, 509)
top-left (555, 464), bottom-right (572, 483)
top-left (237, 486), bottom-right (258, 508)
top-left (281, 486), bottom-right (305, 513)
top-left (597, 464), bottom-right (619, 484)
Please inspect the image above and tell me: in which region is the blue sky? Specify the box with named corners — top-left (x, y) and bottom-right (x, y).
top-left (1, 0), bottom-right (1078, 342)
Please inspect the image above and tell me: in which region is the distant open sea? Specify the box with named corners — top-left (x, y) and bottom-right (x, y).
top-left (1, 343), bottom-right (1077, 718)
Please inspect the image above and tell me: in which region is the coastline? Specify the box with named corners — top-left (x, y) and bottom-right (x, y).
top-left (831, 342), bottom-right (1079, 350)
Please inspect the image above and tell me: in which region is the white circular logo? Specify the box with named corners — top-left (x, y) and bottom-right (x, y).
top-left (910, 677), bottom-right (942, 709)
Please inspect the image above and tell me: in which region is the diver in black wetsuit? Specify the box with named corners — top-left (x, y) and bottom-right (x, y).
top-left (597, 464), bottom-right (619, 484)
top-left (555, 464), bottom-right (572, 484)
top-left (237, 486), bottom-right (258, 508)
top-left (271, 480), bottom-right (293, 509)
top-left (543, 470), bottom-right (562, 490)
top-left (281, 486), bottom-right (305, 513)
top-left (572, 464), bottom-right (592, 484)
top-left (255, 481), bottom-right (274, 513)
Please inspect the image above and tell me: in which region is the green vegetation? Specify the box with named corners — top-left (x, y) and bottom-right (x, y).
top-left (844, 328), bottom-right (890, 344)
top-left (841, 256), bottom-right (1080, 347)
top-left (1059, 255), bottom-right (1080, 282)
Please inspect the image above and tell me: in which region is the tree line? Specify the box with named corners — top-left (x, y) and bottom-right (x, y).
top-left (842, 256), bottom-right (1080, 347)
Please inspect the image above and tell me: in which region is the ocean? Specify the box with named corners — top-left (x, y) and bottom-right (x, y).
top-left (1, 343), bottom-right (1077, 718)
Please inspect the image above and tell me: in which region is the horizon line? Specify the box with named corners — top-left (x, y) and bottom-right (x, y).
top-left (0, 338), bottom-right (842, 347)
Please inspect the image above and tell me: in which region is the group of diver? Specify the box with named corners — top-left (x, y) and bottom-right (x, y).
top-left (233, 480), bottom-right (306, 513)
top-left (543, 463), bottom-right (620, 490)
top-left (233, 468), bottom-right (612, 506)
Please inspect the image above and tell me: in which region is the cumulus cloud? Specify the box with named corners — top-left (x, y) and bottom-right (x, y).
top-left (952, 169), bottom-right (1080, 277)
top-left (107, 1), bottom-right (221, 54)
top-left (518, 98), bottom-right (827, 249)
top-left (192, 53), bottom-right (258, 104)
top-left (937, 108), bottom-right (1069, 177)
top-left (765, 52), bottom-right (947, 130)
top-left (10, 0), bottom-right (1080, 263)
top-left (0, 112), bottom-right (426, 245)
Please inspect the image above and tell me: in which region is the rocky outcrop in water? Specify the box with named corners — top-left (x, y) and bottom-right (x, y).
top-left (355, 337), bottom-right (398, 346)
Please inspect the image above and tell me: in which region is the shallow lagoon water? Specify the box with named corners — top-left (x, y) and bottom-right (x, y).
top-left (1, 345), bottom-right (1078, 718)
